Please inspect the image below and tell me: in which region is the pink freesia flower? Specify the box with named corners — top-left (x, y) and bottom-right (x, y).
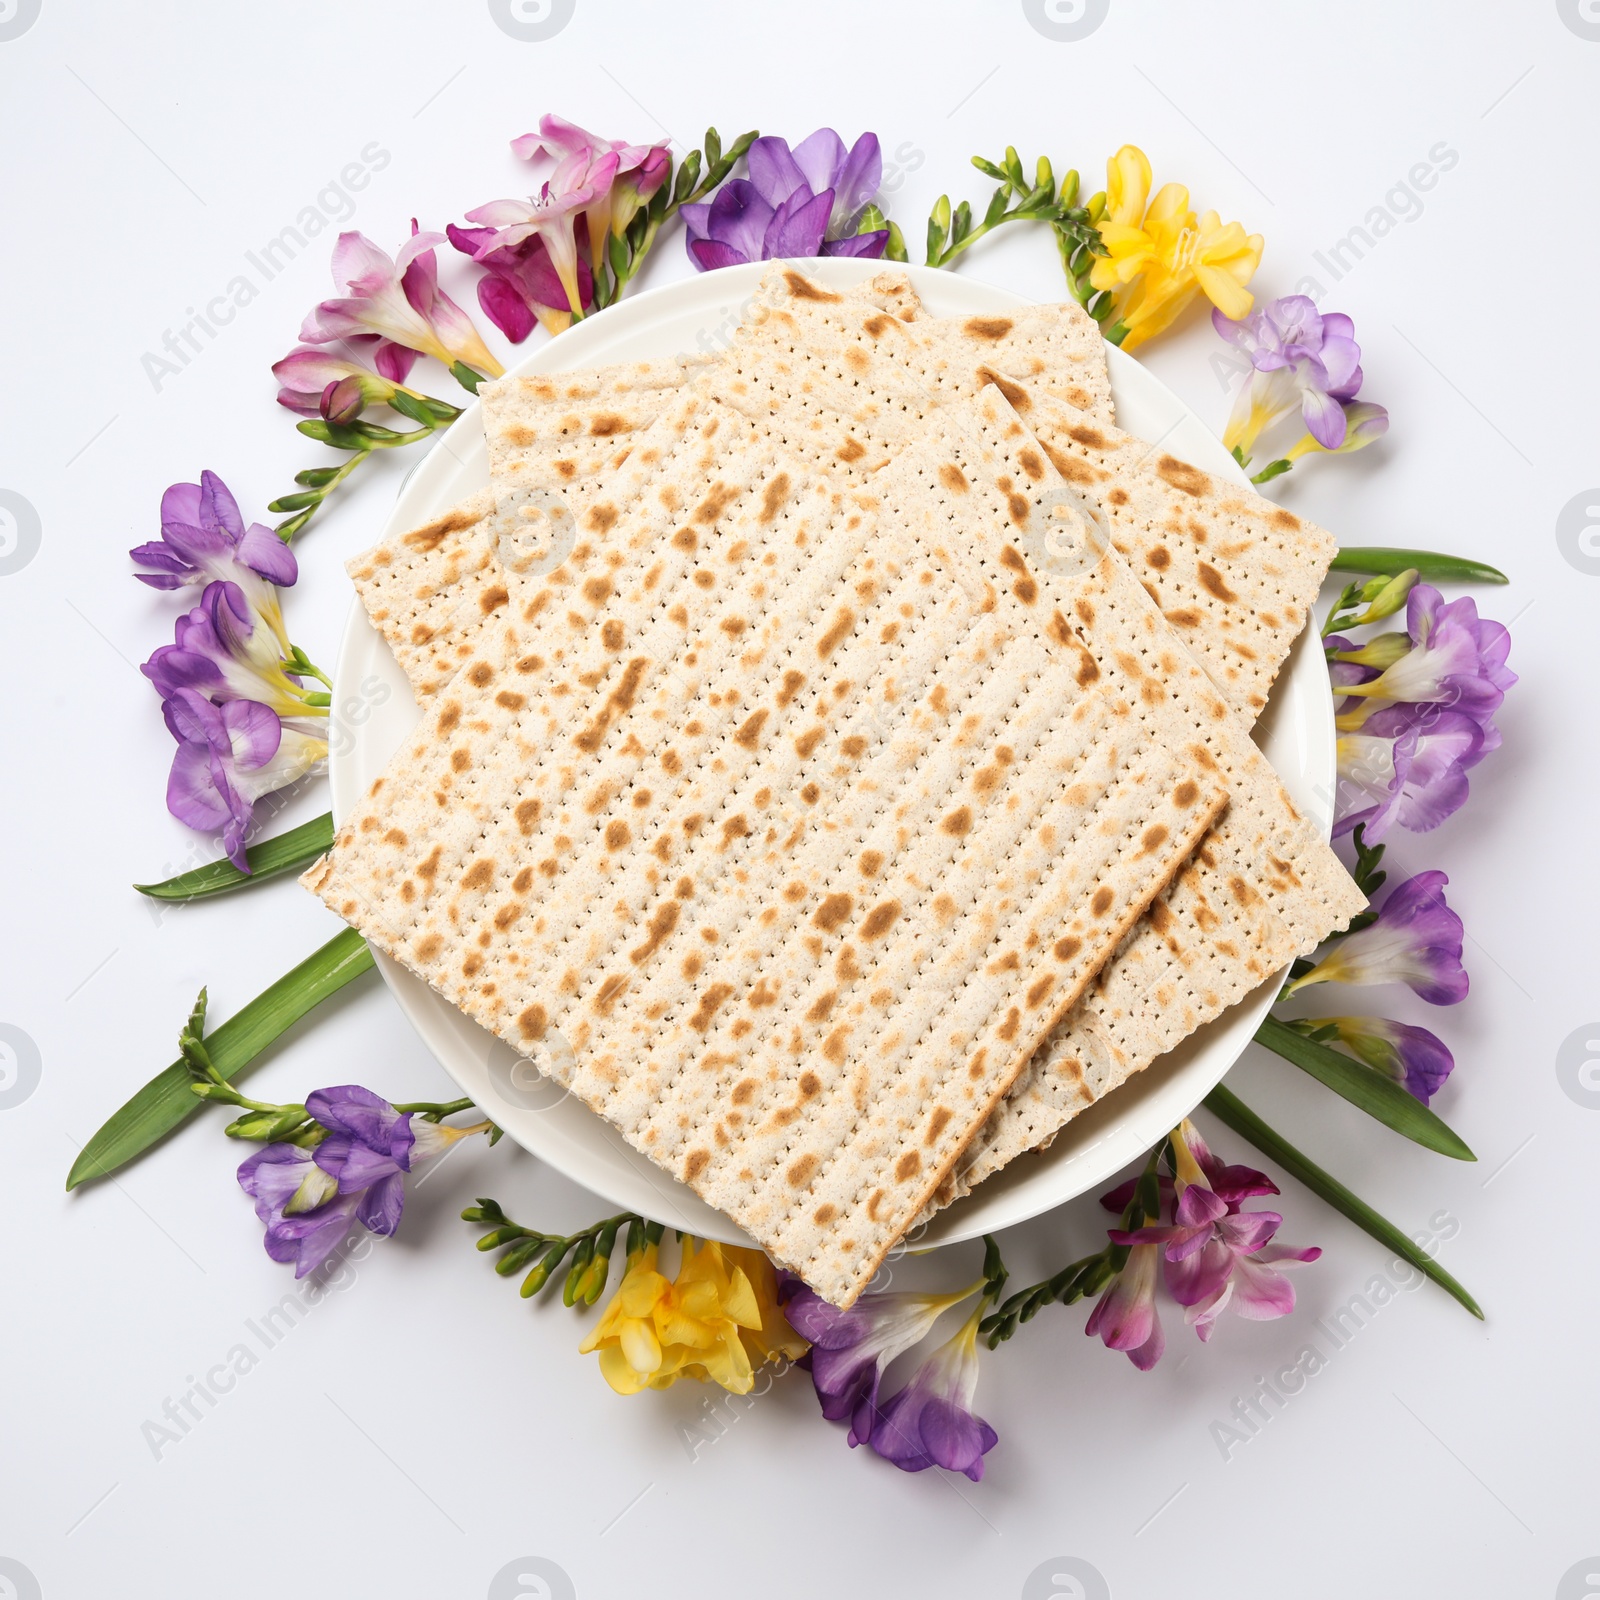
top-left (512, 115), bottom-right (670, 263)
top-left (465, 149), bottom-right (620, 323)
top-left (271, 345), bottom-right (415, 419)
top-left (299, 226), bottom-right (503, 378)
top-left (446, 223), bottom-right (593, 342)
top-left (1084, 1238), bottom-right (1165, 1369)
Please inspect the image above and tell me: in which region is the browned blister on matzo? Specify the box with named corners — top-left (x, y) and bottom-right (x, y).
top-left (303, 386), bottom-right (1231, 1307)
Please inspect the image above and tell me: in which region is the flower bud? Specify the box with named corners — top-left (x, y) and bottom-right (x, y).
top-left (320, 376), bottom-right (366, 426)
top-left (225, 1104), bottom-right (309, 1142)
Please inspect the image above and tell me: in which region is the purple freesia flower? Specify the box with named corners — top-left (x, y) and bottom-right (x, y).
top-left (682, 129), bottom-right (887, 270)
top-left (163, 687), bottom-right (326, 870)
top-left (1215, 295), bottom-right (1364, 453)
top-left (130, 473), bottom-right (297, 630)
top-left (867, 1310), bottom-right (998, 1481)
top-left (142, 579), bottom-right (318, 720)
top-left (1335, 702), bottom-right (1490, 841)
top-left (1334, 585), bottom-right (1516, 733)
top-left (300, 226), bottom-right (503, 378)
top-left (1287, 869), bottom-right (1469, 1005)
top-left (446, 222), bottom-right (594, 343)
top-left (1307, 1015), bottom-right (1456, 1104)
top-left (237, 1087), bottom-right (478, 1277)
top-left (778, 1275), bottom-right (979, 1446)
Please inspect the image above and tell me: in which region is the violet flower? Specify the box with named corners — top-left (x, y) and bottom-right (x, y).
top-left (446, 223), bottom-right (593, 343)
top-left (1333, 584), bottom-right (1516, 735)
top-left (867, 1307), bottom-right (999, 1481)
top-left (237, 1087), bottom-right (482, 1278)
top-left (1302, 1015), bottom-right (1456, 1104)
top-left (163, 687), bottom-right (326, 870)
top-left (682, 129), bottom-right (887, 270)
top-left (1335, 703), bottom-right (1490, 841)
top-left (130, 473), bottom-right (297, 635)
top-left (142, 579), bottom-right (320, 720)
top-left (1286, 869), bottom-right (1469, 1005)
top-left (1215, 296), bottom-right (1363, 454)
top-left (300, 226), bottom-right (503, 378)
top-left (778, 1275), bottom-right (981, 1446)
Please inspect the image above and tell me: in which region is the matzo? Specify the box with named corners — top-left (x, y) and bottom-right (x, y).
top-left (305, 387), bottom-right (1230, 1305)
top-left (913, 387), bottom-right (1363, 1211)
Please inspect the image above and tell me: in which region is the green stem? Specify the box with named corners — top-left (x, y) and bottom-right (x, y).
top-left (133, 814), bottom-right (335, 902)
top-left (392, 1096), bottom-right (475, 1120)
top-left (273, 448), bottom-right (372, 542)
top-left (1328, 546), bottom-right (1509, 584)
top-left (66, 929), bottom-right (375, 1190)
top-left (1255, 1015), bottom-right (1476, 1160)
top-left (1203, 1083), bottom-right (1483, 1318)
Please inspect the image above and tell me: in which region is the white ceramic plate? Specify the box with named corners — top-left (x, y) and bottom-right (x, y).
top-left (330, 257), bottom-right (1334, 1248)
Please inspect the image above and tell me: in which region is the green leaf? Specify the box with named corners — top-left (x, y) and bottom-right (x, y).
top-left (1329, 546), bottom-right (1508, 584)
top-left (134, 814), bottom-right (336, 902)
top-left (387, 389), bottom-right (438, 428)
top-left (449, 361), bottom-right (484, 395)
top-left (1256, 1015), bottom-right (1475, 1159)
top-left (1203, 1082), bottom-right (1482, 1318)
top-left (65, 929), bottom-right (374, 1190)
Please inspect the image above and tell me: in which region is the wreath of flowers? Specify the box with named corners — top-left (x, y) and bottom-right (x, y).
top-left (81, 120), bottom-right (1514, 1482)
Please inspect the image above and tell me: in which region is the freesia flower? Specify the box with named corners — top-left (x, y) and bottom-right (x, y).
top-left (1303, 1015), bottom-right (1456, 1103)
top-left (1084, 1236), bottom-right (1165, 1368)
top-left (446, 222), bottom-right (593, 342)
top-left (867, 1305), bottom-right (999, 1481)
top-left (465, 151), bottom-right (618, 328)
top-left (580, 1238), bottom-right (800, 1394)
top-left (779, 1275), bottom-right (982, 1444)
top-left (130, 473), bottom-right (297, 645)
top-left (142, 580), bottom-right (320, 720)
top-left (300, 226), bottom-right (503, 378)
top-left (682, 128), bottom-right (887, 270)
top-left (1333, 584), bottom-right (1516, 734)
top-left (1335, 702), bottom-right (1489, 840)
top-left (1281, 399), bottom-right (1389, 462)
top-left (511, 115), bottom-right (671, 264)
top-left (1112, 1123), bottom-right (1320, 1344)
top-left (237, 1087), bottom-right (483, 1277)
top-left (1214, 296), bottom-right (1363, 455)
top-left (1089, 144), bottom-right (1262, 351)
top-left (1286, 869), bottom-right (1468, 1005)
top-left (271, 345), bottom-right (412, 419)
top-left (163, 688), bottom-right (327, 870)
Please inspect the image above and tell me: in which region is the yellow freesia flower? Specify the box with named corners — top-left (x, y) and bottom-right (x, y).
top-left (1089, 144), bottom-right (1263, 352)
top-left (580, 1238), bottom-right (807, 1396)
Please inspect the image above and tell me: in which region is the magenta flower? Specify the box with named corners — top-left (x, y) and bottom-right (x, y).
top-left (464, 146), bottom-right (619, 330)
top-left (1084, 1237), bottom-right (1165, 1369)
top-left (271, 345), bottom-right (415, 419)
top-left (1334, 584), bottom-right (1516, 733)
top-left (446, 222), bottom-right (593, 343)
top-left (1304, 1015), bottom-right (1456, 1104)
top-left (867, 1308), bottom-right (999, 1481)
top-left (1287, 869), bottom-right (1468, 1005)
top-left (237, 1087), bottom-right (480, 1277)
top-left (511, 115), bottom-right (670, 261)
top-left (778, 1275), bottom-right (981, 1446)
top-left (162, 687), bottom-right (326, 870)
top-left (1113, 1124), bottom-right (1320, 1344)
top-left (682, 129), bottom-right (887, 270)
top-left (1215, 295), bottom-right (1364, 453)
top-left (299, 227), bottom-right (503, 378)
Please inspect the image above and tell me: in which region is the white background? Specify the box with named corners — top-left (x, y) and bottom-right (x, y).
top-left (2, 3), bottom-right (1596, 1597)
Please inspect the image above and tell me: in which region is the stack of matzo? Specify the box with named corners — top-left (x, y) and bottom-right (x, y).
top-left (316, 265), bottom-right (1362, 1305)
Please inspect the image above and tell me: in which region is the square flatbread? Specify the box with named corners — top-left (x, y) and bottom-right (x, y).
top-left (305, 387), bottom-right (1230, 1305)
